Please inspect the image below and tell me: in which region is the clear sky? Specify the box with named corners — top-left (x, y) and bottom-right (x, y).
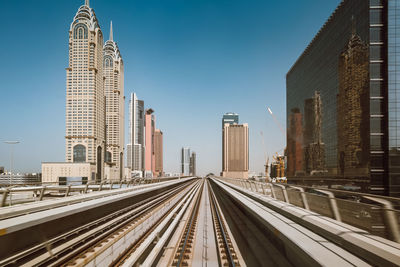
top-left (0, 0), bottom-right (341, 176)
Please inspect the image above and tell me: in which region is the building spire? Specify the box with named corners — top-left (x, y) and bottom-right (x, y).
top-left (110, 21), bottom-right (113, 41)
top-left (85, 0), bottom-right (89, 7)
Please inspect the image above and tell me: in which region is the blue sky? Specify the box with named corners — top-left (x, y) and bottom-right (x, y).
top-left (0, 0), bottom-right (341, 176)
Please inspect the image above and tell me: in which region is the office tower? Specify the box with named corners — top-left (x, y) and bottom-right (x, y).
top-left (222, 123), bottom-right (249, 179)
top-left (287, 108), bottom-right (303, 176)
top-left (222, 112), bottom-right (239, 128)
top-left (181, 147), bottom-right (190, 176)
top-left (104, 21), bottom-right (124, 180)
top-left (65, 0), bottom-right (105, 181)
top-left (144, 109), bottom-right (155, 177)
top-left (190, 152), bottom-right (196, 176)
top-left (222, 112), bottom-right (239, 172)
top-left (286, 0), bottom-right (400, 196)
top-left (154, 129), bottom-right (163, 176)
top-left (127, 93), bottom-right (145, 176)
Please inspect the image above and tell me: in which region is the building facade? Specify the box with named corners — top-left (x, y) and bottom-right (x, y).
top-left (65, 0), bottom-right (105, 181)
top-left (222, 123), bottom-right (249, 179)
top-left (144, 109), bottom-right (155, 177)
top-left (181, 147), bottom-right (190, 176)
top-left (127, 93), bottom-right (145, 176)
top-left (190, 151), bottom-right (196, 176)
top-left (222, 112), bottom-right (239, 172)
top-left (104, 21), bottom-right (124, 180)
top-left (154, 129), bottom-right (163, 176)
top-left (286, 0), bottom-right (400, 196)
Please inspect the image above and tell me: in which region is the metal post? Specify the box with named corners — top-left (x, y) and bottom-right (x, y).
top-left (4, 141), bottom-right (20, 186)
top-left (39, 187), bottom-right (46, 201)
top-left (290, 186), bottom-right (310, 210)
top-left (315, 189), bottom-right (341, 222)
top-left (1, 190), bottom-right (8, 207)
top-left (261, 184), bottom-right (266, 195)
top-left (363, 196), bottom-right (400, 243)
top-left (268, 183), bottom-right (276, 199)
top-left (274, 184), bottom-right (289, 203)
top-left (65, 185), bottom-right (71, 197)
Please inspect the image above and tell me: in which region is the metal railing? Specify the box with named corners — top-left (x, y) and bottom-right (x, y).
top-left (0, 176), bottom-right (187, 207)
top-left (218, 177), bottom-right (400, 243)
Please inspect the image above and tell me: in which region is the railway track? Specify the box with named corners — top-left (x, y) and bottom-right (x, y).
top-left (2, 177), bottom-right (399, 266)
top-left (0, 179), bottom-right (197, 266)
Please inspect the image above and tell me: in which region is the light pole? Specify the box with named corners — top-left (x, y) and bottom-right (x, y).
top-left (4, 141), bottom-right (20, 185)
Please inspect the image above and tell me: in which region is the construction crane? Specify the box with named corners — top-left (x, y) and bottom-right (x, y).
top-left (259, 131), bottom-right (270, 182)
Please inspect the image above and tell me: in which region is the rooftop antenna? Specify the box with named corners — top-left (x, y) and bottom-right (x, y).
top-left (85, 0), bottom-right (89, 7)
top-left (110, 21), bottom-right (113, 41)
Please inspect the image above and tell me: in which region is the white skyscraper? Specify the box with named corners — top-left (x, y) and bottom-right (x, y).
top-left (65, 0), bottom-right (105, 181)
top-left (181, 147), bottom-right (190, 176)
top-left (127, 93), bottom-right (145, 175)
top-left (104, 21), bottom-right (124, 180)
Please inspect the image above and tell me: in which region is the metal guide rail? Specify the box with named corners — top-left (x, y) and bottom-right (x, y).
top-left (218, 177), bottom-right (400, 243)
top-left (210, 178), bottom-right (374, 267)
top-left (0, 179), bottom-right (191, 220)
top-left (214, 177), bottom-right (400, 267)
top-left (0, 176), bottom-right (188, 207)
top-left (0, 178), bottom-right (197, 265)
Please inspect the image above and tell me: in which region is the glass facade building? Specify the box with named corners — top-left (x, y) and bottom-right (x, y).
top-left (287, 0), bottom-right (400, 196)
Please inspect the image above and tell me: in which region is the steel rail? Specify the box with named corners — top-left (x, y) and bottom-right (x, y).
top-left (208, 180), bottom-right (236, 267)
top-left (1, 182), bottom-right (192, 266)
top-left (116, 180), bottom-right (202, 266)
top-left (174, 180), bottom-right (204, 267)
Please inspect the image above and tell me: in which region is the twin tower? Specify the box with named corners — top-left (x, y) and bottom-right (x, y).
top-left (65, 1), bottom-right (124, 181)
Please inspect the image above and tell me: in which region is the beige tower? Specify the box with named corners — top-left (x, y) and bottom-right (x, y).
top-left (154, 129), bottom-right (163, 177)
top-left (222, 123), bottom-right (249, 179)
top-left (104, 21), bottom-right (124, 180)
top-left (65, 0), bottom-right (105, 181)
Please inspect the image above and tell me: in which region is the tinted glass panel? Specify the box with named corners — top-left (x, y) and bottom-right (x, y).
top-left (370, 80), bottom-right (383, 97)
top-left (370, 45), bottom-right (382, 60)
top-left (371, 135), bottom-right (383, 150)
top-left (370, 9), bottom-right (382, 24)
top-left (371, 117), bottom-right (383, 133)
top-left (370, 27), bottom-right (383, 42)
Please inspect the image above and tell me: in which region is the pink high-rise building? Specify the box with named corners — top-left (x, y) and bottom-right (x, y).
top-left (144, 109), bottom-right (155, 177)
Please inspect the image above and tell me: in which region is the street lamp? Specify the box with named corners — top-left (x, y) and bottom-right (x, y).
top-left (4, 141), bottom-right (20, 185)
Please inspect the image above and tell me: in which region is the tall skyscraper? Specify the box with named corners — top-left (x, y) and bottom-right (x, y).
top-left (144, 109), bottom-right (155, 177)
top-left (104, 21), bottom-right (124, 180)
top-left (127, 93), bottom-right (145, 175)
top-left (222, 123), bottom-right (249, 178)
top-left (190, 151), bottom-right (196, 176)
top-left (286, 0), bottom-right (400, 196)
top-left (181, 147), bottom-right (190, 176)
top-left (222, 112), bottom-right (239, 172)
top-left (154, 129), bottom-right (163, 176)
top-left (65, 0), bottom-right (105, 181)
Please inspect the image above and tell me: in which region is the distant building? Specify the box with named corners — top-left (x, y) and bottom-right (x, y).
top-left (42, 162), bottom-right (96, 184)
top-left (222, 113), bottom-right (239, 172)
top-left (0, 167), bottom-right (3, 174)
top-left (127, 93), bottom-right (145, 176)
top-left (104, 21), bottom-right (124, 180)
top-left (190, 152), bottom-right (196, 176)
top-left (286, 0), bottom-right (400, 196)
top-left (144, 109), bottom-right (155, 177)
top-left (222, 123), bottom-right (249, 179)
top-left (154, 129), bottom-right (163, 176)
top-left (181, 147), bottom-right (190, 176)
